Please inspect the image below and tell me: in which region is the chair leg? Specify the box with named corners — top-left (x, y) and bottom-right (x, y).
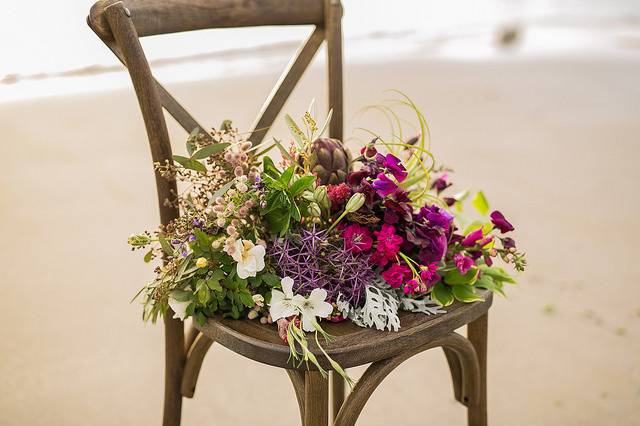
top-left (304, 371), bottom-right (329, 426)
top-left (163, 315), bottom-right (185, 426)
top-left (467, 313), bottom-right (488, 426)
top-left (331, 372), bottom-right (345, 421)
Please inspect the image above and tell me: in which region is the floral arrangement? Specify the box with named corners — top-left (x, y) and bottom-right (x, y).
top-left (128, 95), bottom-right (526, 381)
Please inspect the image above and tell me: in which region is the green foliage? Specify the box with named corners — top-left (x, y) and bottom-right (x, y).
top-left (260, 158), bottom-right (316, 236)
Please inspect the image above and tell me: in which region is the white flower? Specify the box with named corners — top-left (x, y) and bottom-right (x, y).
top-left (168, 297), bottom-right (190, 321)
top-left (269, 277), bottom-right (298, 321)
top-left (231, 239), bottom-right (265, 279)
top-left (293, 288), bottom-right (334, 332)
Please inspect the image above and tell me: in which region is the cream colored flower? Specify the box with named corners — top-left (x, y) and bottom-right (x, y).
top-left (252, 294), bottom-right (265, 307)
top-left (293, 288), bottom-right (333, 332)
top-left (195, 257), bottom-right (208, 268)
top-left (269, 277), bottom-right (298, 321)
top-left (168, 297), bottom-right (190, 321)
top-left (231, 239), bottom-right (265, 279)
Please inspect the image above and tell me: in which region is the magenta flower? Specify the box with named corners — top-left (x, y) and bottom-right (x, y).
top-left (380, 153), bottom-right (407, 182)
top-left (370, 224), bottom-right (403, 266)
top-left (341, 223), bottom-right (373, 253)
top-left (461, 228), bottom-right (483, 247)
top-left (403, 279), bottom-right (420, 295)
top-left (454, 253), bottom-right (475, 274)
top-left (381, 263), bottom-right (411, 288)
top-left (419, 262), bottom-right (439, 282)
top-left (371, 173), bottom-right (398, 197)
top-left (490, 210), bottom-right (514, 234)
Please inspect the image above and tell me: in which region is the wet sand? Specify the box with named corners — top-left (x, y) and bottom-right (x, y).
top-left (1, 55), bottom-right (639, 425)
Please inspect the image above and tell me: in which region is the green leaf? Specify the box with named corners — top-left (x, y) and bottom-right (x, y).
top-left (210, 180), bottom-right (235, 203)
top-left (158, 236), bottom-right (174, 255)
top-left (191, 143), bottom-right (230, 159)
top-left (143, 249), bottom-right (154, 263)
top-left (263, 156), bottom-right (281, 179)
top-left (290, 175), bottom-right (316, 197)
top-left (443, 267), bottom-right (479, 286)
top-left (432, 282), bottom-right (455, 306)
top-left (476, 274), bottom-right (506, 297)
top-left (173, 155), bottom-right (206, 172)
top-left (261, 273), bottom-right (281, 287)
top-left (279, 166), bottom-right (294, 186)
top-left (186, 128), bottom-right (200, 155)
top-left (169, 289), bottom-right (192, 302)
top-left (451, 285), bottom-right (484, 303)
top-left (195, 311), bottom-right (206, 326)
top-left (471, 191), bottom-right (490, 216)
top-left (479, 265), bottom-right (516, 284)
top-left (239, 290), bottom-right (255, 307)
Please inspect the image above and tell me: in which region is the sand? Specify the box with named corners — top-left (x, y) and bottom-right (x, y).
top-left (1, 54), bottom-right (639, 425)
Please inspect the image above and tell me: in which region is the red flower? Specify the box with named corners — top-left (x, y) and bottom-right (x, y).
top-left (327, 183), bottom-right (351, 208)
top-left (370, 224), bottom-right (403, 266)
top-left (342, 223), bottom-right (373, 253)
top-left (381, 263), bottom-right (412, 288)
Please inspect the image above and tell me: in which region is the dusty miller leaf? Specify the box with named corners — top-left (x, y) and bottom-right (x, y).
top-left (400, 296), bottom-right (446, 315)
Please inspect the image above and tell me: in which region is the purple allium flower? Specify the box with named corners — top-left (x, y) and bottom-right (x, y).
top-left (454, 253), bottom-right (475, 274)
top-left (490, 210), bottom-right (514, 234)
top-left (462, 228), bottom-right (483, 247)
top-left (269, 226), bottom-right (374, 306)
top-left (192, 218), bottom-right (203, 228)
top-left (371, 173), bottom-right (398, 197)
top-left (379, 153), bottom-right (407, 182)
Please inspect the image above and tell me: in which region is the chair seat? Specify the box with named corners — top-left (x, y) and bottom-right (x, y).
top-left (196, 290), bottom-right (492, 370)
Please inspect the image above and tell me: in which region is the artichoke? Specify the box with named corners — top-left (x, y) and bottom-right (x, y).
top-left (308, 137), bottom-right (352, 185)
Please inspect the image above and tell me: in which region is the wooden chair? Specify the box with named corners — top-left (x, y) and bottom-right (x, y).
top-left (87, 1), bottom-right (492, 425)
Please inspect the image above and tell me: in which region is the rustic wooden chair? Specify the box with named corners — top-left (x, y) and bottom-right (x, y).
top-left (88, 1), bottom-right (492, 425)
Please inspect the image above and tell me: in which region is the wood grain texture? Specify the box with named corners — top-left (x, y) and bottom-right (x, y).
top-left (444, 346), bottom-right (464, 402)
top-left (331, 372), bottom-right (345, 422)
top-left (196, 291), bottom-right (493, 371)
top-left (103, 4), bottom-right (184, 425)
top-left (89, 0), bottom-right (325, 41)
top-left (325, 0), bottom-right (343, 141)
top-left (304, 371), bottom-right (329, 426)
top-left (287, 369), bottom-right (306, 424)
top-left (181, 333), bottom-right (215, 398)
top-left (333, 332), bottom-right (479, 426)
top-left (467, 313), bottom-right (489, 426)
top-left (248, 27), bottom-right (325, 146)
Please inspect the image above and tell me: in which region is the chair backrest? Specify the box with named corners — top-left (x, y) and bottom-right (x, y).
top-left (88, 0), bottom-right (343, 227)
top-left (88, 4), bottom-right (343, 421)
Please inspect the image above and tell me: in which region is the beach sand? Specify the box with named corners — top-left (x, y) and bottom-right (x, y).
top-left (1, 55), bottom-right (639, 425)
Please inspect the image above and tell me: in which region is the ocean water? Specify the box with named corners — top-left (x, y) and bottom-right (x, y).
top-left (1, 0), bottom-right (639, 103)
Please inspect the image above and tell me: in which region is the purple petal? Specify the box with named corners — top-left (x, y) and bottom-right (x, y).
top-left (490, 210), bottom-right (515, 234)
top-left (461, 228), bottom-right (483, 247)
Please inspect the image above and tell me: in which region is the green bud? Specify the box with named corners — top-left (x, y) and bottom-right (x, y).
top-left (313, 185), bottom-right (330, 211)
top-left (128, 233), bottom-right (151, 247)
top-left (301, 190), bottom-right (315, 203)
top-left (308, 202), bottom-right (322, 218)
top-left (344, 192), bottom-right (365, 213)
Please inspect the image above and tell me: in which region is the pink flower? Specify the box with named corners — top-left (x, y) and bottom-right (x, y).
top-left (381, 263), bottom-right (412, 288)
top-left (490, 210), bottom-right (514, 234)
top-left (342, 223), bottom-right (373, 253)
top-left (461, 228), bottom-right (483, 247)
top-left (403, 279), bottom-right (420, 295)
top-left (420, 262), bottom-right (439, 282)
top-left (370, 224), bottom-right (404, 266)
top-left (454, 253), bottom-right (475, 274)
top-left (327, 183), bottom-right (351, 208)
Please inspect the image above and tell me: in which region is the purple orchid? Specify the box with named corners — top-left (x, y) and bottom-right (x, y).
top-left (371, 173), bottom-right (398, 197)
top-left (379, 153), bottom-right (407, 182)
top-left (461, 228), bottom-right (483, 247)
top-left (490, 210), bottom-right (514, 234)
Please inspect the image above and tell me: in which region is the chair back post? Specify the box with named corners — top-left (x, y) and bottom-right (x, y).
top-left (102, 4), bottom-right (185, 425)
top-left (325, 0), bottom-right (344, 141)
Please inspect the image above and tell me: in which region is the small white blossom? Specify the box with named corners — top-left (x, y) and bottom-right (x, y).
top-left (269, 277), bottom-right (298, 321)
top-left (252, 294), bottom-right (265, 307)
top-left (293, 288), bottom-right (333, 332)
top-left (168, 297), bottom-right (190, 321)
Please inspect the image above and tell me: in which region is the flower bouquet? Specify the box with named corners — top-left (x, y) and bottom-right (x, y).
top-left (128, 94), bottom-right (526, 381)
